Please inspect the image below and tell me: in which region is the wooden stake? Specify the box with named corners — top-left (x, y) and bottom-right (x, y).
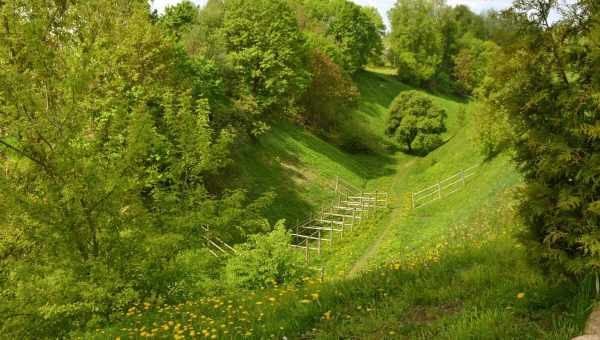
top-left (317, 229), bottom-right (321, 256)
top-left (305, 239), bottom-right (309, 263)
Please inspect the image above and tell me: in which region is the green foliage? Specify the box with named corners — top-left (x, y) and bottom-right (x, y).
top-left (224, 222), bottom-right (307, 289)
top-left (336, 117), bottom-right (384, 154)
top-left (385, 91), bottom-right (447, 154)
top-left (296, 0), bottom-right (383, 74)
top-left (160, 0), bottom-right (199, 39)
top-left (480, 0), bottom-right (600, 279)
top-left (300, 50), bottom-right (359, 133)
top-left (453, 35), bottom-right (501, 95)
top-left (0, 1), bottom-right (267, 337)
top-left (388, 0), bottom-right (444, 85)
top-left (221, 0), bottom-right (310, 130)
top-left (325, 0), bottom-right (383, 73)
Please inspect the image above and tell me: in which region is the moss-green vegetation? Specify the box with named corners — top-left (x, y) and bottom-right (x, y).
top-left (89, 68), bottom-right (594, 339)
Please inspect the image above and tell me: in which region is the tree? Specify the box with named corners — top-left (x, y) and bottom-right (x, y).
top-left (388, 0), bottom-right (445, 86)
top-left (453, 35), bottom-right (501, 94)
top-left (0, 1), bottom-right (269, 336)
top-left (481, 0), bottom-right (600, 279)
top-left (160, 0), bottom-right (199, 39)
top-left (300, 50), bottom-right (359, 132)
top-left (221, 0), bottom-right (310, 130)
top-left (296, 0), bottom-right (383, 73)
top-left (385, 91), bottom-right (447, 154)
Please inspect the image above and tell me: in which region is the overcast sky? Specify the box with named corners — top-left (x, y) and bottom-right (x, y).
top-left (150, 0), bottom-right (515, 28)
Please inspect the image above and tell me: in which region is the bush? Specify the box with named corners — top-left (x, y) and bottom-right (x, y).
top-left (336, 117), bottom-right (384, 154)
top-left (385, 90), bottom-right (447, 155)
top-left (224, 222), bottom-right (307, 289)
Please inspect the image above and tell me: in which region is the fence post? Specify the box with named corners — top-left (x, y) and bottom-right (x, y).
top-left (411, 192), bottom-right (416, 209)
top-left (330, 221), bottom-right (334, 246)
top-left (461, 170), bottom-right (466, 186)
top-left (375, 190), bottom-right (379, 208)
top-left (320, 267), bottom-right (324, 282)
top-left (352, 208), bottom-right (356, 229)
top-left (437, 183), bottom-right (442, 199)
top-left (305, 239), bottom-right (309, 263)
top-left (317, 229), bottom-right (321, 256)
top-left (335, 175), bottom-right (339, 194)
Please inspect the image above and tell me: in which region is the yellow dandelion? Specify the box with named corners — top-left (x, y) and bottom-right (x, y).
top-left (311, 293), bottom-right (319, 300)
top-left (517, 292), bottom-right (525, 299)
top-left (323, 310), bottom-right (332, 321)
top-left (301, 299), bottom-right (311, 304)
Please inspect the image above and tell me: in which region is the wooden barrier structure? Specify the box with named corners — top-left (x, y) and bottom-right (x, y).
top-left (290, 176), bottom-right (389, 263)
top-left (200, 225), bottom-right (237, 257)
top-left (411, 164), bottom-right (479, 209)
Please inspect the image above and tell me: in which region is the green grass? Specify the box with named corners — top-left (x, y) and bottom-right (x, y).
top-left (89, 68), bottom-right (595, 339)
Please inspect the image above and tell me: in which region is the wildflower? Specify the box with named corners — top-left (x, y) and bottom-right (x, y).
top-left (389, 331), bottom-right (396, 335)
top-left (311, 293), bottom-right (319, 300)
top-left (517, 292), bottom-right (525, 299)
top-left (301, 299), bottom-right (311, 304)
top-left (323, 310), bottom-right (332, 321)
top-left (256, 301), bottom-right (263, 305)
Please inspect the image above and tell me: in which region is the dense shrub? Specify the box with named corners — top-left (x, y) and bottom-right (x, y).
top-left (336, 117), bottom-right (385, 154)
top-left (224, 222), bottom-right (307, 289)
top-left (480, 1), bottom-right (600, 280)
top-left (385, 91), bottom-right (447, 155)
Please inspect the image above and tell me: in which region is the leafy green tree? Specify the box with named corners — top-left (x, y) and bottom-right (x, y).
top-left (160, 0), bottom-right (199, 39)
top-left (296, 0), bottom-right (383, 73)
top-left (453, 35), bottom-right (501, 94)
top-left (325, 1), bottom-right (383, 72)
top-left (221, 0), bottom-right (310, 130)
top-left (481, 0), bottom-right (600, 279)
top-left (385, 91), bottom-right (446, 154)
top-left (0, 1), bottom-right (267, 336)
top-left (388, 0), bottom-right (445, 85)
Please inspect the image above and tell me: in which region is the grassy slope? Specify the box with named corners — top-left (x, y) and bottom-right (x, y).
top-left (92, 69), bottom-right (593, 339)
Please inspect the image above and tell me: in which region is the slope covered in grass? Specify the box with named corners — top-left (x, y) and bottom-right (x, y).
top-left (90, 68), bottom-right (594, 339)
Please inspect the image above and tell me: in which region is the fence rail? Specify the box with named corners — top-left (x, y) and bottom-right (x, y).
top-left (290, 175), bottom-right (388, 264)
top-left (200, 225), bottom-right (237, 257)
top-left (411, 164), bottom-right (479, 209)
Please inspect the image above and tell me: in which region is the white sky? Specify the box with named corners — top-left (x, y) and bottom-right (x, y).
top-left (150, 0), bottom-right (515, 28)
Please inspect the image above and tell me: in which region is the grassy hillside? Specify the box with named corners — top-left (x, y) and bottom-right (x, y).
top-left (90, 68), bottom-right (594, 339)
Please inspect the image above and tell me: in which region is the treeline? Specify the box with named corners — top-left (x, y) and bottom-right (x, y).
top-left (159, 0), bottom-right (384, 149)
top-left (387, 0), bottom-right (516, 94)
top-left (0, 0), bottom-right (384, 337)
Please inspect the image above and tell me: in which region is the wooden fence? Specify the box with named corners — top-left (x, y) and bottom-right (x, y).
top-left (201, 225), bottom-right (237, 257)
top-left (411, 164), bottom-right (479, 209)
top-left (290, 175), bottom-right (389, 263)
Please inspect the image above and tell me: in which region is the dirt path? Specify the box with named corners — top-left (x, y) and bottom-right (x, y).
top-left (347, 159), bottom-right (415, 276)
top-left (348, 221), bottom-right (394, 276)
